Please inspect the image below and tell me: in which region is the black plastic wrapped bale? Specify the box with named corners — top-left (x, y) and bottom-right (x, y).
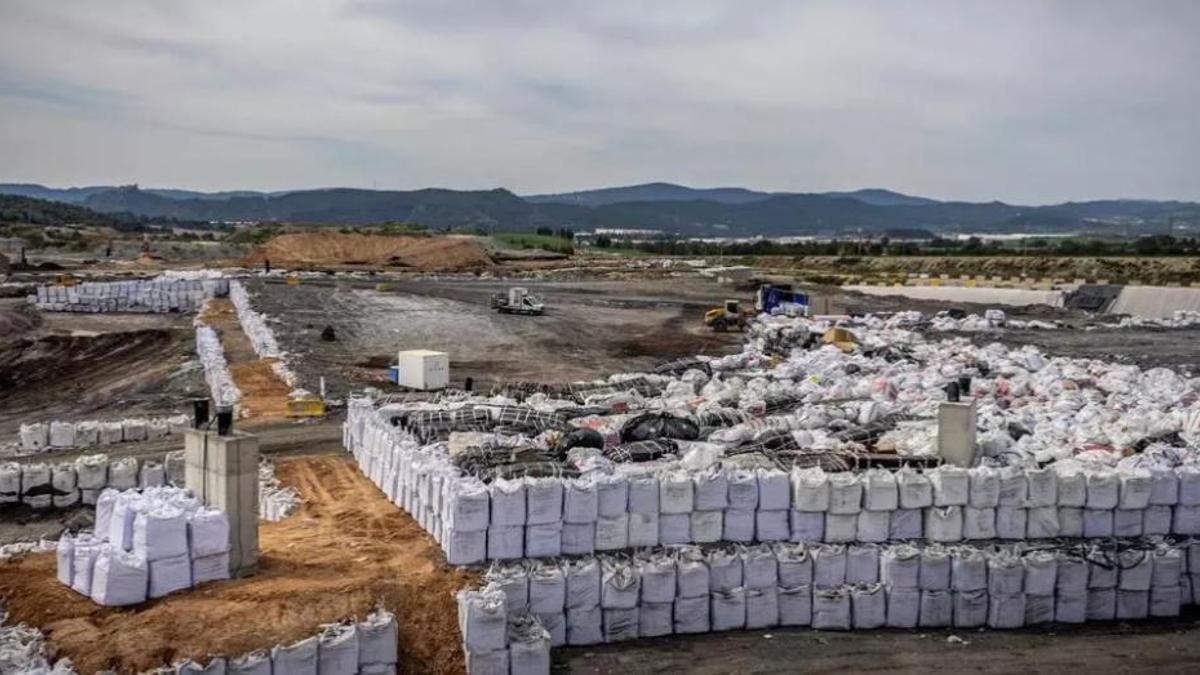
top-left (403, 407), bottom-right (492, 442)
top-left (620, 413), bottom-right (700, 443)
top-left (481, 461), bottom-right (579, 482)
top-left (761, 394), bottom-right (805, 416)
top-left (558, 428), bottom-right (605, 451)
top-left (652, 357), bottom-right (711, 378)
top-left (603, 439), bottom-right (676, 463)
top-left (694, 408), bottom-right (749, 428)
top-left (494, 406), bottom-right (571, 433)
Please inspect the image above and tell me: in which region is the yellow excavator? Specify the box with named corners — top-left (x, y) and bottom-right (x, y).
top-left (703, 299), bottom-right (755, 331)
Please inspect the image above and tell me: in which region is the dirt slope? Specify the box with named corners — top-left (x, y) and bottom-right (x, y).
top-left (244, 232), bottom-right (493, 271)
top-left (0, 454), bottom-right (476, 674)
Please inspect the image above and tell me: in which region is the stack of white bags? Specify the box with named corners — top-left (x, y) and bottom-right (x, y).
top-left (56, 486), bottom-right (231, 606)
top-left (29, 278), bottom-right (228, 314)
top-left (14, 415), bottom-right (188, 454)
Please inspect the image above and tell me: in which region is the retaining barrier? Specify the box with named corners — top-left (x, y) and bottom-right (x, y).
top-left (11, 415), bottom-right (190, 455)
top-left (29, 278), bottom-right (229, 314)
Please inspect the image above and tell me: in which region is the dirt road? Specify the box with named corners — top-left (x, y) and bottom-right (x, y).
top-left (556, 613), bottom-right (1200, 674)
top-left (0, 453), bottom-right (475, 674)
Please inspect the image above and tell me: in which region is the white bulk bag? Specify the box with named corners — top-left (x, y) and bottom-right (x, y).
top-left (74, 421), bottom-right (100, 447)
top-left (0, 463), bottom-right (20, 504)
top-left (811, 586), bottom-right (851, 631)
top-left (567, 605), bottom-right (604, 646)
top-left (824, 514), bottom-right (857, 543)
top-left (464, 648), bottom-right (508, 675)
top-left (1175, 505), bottom-right (1200, 534)
top-left (626, 474), bottom-right (659, 514)
top-left (1151, 546), bottom-right (1183, 588)
top-left (1056, 553), bottom-right (1089, 592)
top-left (121, 418), bottom-right (149, 442)
top-left (924, 506), bottom-right (963, 542)
top-left (600, 558), bottom-right (640, 609)
top-left (930, 466), bottom-right (969, 507)
top-left (525, 522), bottom-right (562, 558)
top-left (528, 562), bottom-right (566, 614)
top-left (1085, 468), bottom-right (1119, 510)
top-left (690, 510), bottom-right (723, 543)
top-left (188, 507), bottom-right (231, 558)
top-left (133, 504), bottom-right (189, 561)
top-left (1116, 589), bottom-right (1149, 619)
top-left (563, 478), bottom-right (598, 524)
top-left (628, 512), bottom-right (659, 547)
top-left (775, 543), bottom-right (813, 587)
top-left (850, 583), bottom-right (885, 629)
top-left (271, 637), bottom-right (318, 675)
top-left (791, 467), bottom-right (830, 512)
top-left (49, 421), bottom-right (76, 449)
top-left (1023, 550), bottom-right (1058, 595)
top-left (723, 509), bottom-right (755, 542)
top-left (987, 552), bottom-right (1024, 595)
top-left (149, 553), bottom-right (192, 598)
top-left (56, 534), bottom-right (75, 587)
top-left (659, 513), bottom-right (690, 545)
top-left (856, 510), bottom-right (889, 543)
top-left (845, 544), bottom-right (880, 584)
top-left (19, 423), bottom-right (49, 452)
top-left (987, 593), bottom-right (1026, 628)
top-left (638, 601), bottom-right (673, 638)
top-left (885, 587), bottom-right (920, 628)
top-left (90, 547), bottom-right (149, 606)
top-left (743, 544), bottom-right (779, 589)
top-left (1027, 506), bottom-right (1060, 539)
top-left (509, 615), bottom-right (551, 675)
top-left (888, 508), bottom-right (922, 540)
top-left (70, 537), bottom-right (101, 596)
top-left (1119, 468), bottom-right (1153, 510)
top-left (953, 588), bottom-right (989, 627)
top-left (919, 545), bottom-right (952, 590)
top-left (918, 589), bottom-right (952, 627)
top-left (711, 587), bottom-right (747, 631)
top-left (708, 547), bottom-right (745, 592)
top-left (99, 422), bottom-right (124, 446)
top-left (489, 478), bottom-right (526, 526)
top-left (1118, 549), bottom-right (1153, 591)
top-left (486, 562), bottom-right (529, 614)
top-left (812, 544), bottom-right (846, 587)
top-left (862, 469), bottom-right (898, 511)
top-left (791, 510), bottom-right (825, 542)
top-left (968, 466), bottom-right (1000, 508)
top-left (997, 466), bottom-right (1027, 507)
top-left (637, 551), bottom-right (677, 603)
top-left (449, 480), bottom-right (491, 532)
top-left (1058, 507), bottom-right (1084, 537)
top-left (525, 477), bottom-right (563, 525)
top-left (139, 461), bottom-right (166, 488)
top-left (962, 507), bottom-right (996, 540)
top-left (673, 595), bottom-right (709, 634)
top-left (896, 468), bottom-right (933, 509)
top-left (693, 468), bottom-right (728, 511)
top-left (458, 587), bottom-right (508, 652)
top-left (1055, 587), bottom-right (1087, 624)
top-left (727, 470), bottom-right (758, 511)
top-left (676, 547), bottom-right (710, 598)
top-left (745, 586), bottom-right (780, 629)
top-left (1024, 593), bottom-right (1055, 625)
top-left (881, 544), bottom-right (920, 589)
top-left (108, 493), bottom-right (138, 550)
top-left (108, 457), bottom-right (139, 490)
top-left (563, 558), bottom-right (600, 610)
top-left (1054, 463), bottom-right (1087, 507)
top-left (595, 474), bottom-right (628, 517)
top-left (535, 612), bottom-right (565, 648)
top-left (75, 454), bottom-right (108, 490)
top-left (317, 624), bottom-right (360, 675)
top-left (1150, 585), bottom-right (1181, 617)
top-left (950, 547), bottom-right (988, 591)
top-left (659, 470), bottom-right (694, 514)
top-left (192, 552), bottom-right (231, 584)
top-left (1178, 465), bottom-right (1200, 505)
top-left (1025, 467), bottom-right (1058, 508)
top-left (778, 584), bottom-right (813, 626)
top-left (1147, 467), bottom-right (1178, 505)
top-left (1113, 508), bottom-right (1142, 537)
top-left (996, 506), bottom-right (1027, 539)
top-left (1144, 505), bottom-right (1173, 535)
top-left (561, 522), bottom-right (595, 556)
top-left (1083, 508), bottom-right (1113, 538)
top-left (827, 473), bottom-right (862, 515)
top-left (176, 657), bottom-right (228, 674)
top-left (757, 468), bottom-right (790, 511)
top-left (591, 515), bottom-right (626, 551)
top-left (1086, 587), bottom-right (1117, 621)
top-left (21, 463), bottom-right (51, 508)
top-left (602, 607), bottom-right (639, 642)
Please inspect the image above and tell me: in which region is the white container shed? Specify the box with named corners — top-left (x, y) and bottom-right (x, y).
top-left (396, 350), bottom-right (450, 390)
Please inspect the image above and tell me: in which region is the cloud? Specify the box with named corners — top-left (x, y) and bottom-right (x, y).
top-left (0, 0), bottom-right (1197, 202)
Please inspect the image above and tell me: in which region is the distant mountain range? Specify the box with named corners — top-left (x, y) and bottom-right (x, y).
top-left (1, 181), bottom-right (1197, 237)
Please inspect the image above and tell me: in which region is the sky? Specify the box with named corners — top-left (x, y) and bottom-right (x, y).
top-left (1, 0), bottom-right (1197, 204)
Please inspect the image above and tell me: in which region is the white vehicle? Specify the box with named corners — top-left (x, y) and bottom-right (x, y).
top-left (491, 287), bottom-right (545, 315)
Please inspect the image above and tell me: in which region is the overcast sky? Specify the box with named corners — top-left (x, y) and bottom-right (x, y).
top-left (1, 0), bottom-right (1197, 203)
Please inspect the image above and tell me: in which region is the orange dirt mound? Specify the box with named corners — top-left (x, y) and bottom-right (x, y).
top-left (0, 454), bottom-right (477, 674)
top-left (244, 233), bottom-right (493, 271)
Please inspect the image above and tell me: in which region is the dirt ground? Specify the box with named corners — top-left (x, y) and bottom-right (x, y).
top-left (249, 277), bottom-right (746, 398)
top-left (0, 299), bottom-right (204, 438)
top-left (243, 232), bottom-right (493, 272)
top-left (555, 614), bottom-right (1200, 674)
top-left (200, 298), bottom-right (293, 420)
top-left (0, 453), bottom-right (476, 674)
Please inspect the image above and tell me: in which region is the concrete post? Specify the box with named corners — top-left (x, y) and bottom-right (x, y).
top-left (184, 429), bottom-right (260, 577)
top-left (937, 401), bottom-right (978, 467)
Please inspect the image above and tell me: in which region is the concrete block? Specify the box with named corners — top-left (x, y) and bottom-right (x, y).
top-left (184, 429), bottom-right (260, 577)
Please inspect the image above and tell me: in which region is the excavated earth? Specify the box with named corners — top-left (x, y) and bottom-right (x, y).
top-left (0, 454), bottom-right (476, 674)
